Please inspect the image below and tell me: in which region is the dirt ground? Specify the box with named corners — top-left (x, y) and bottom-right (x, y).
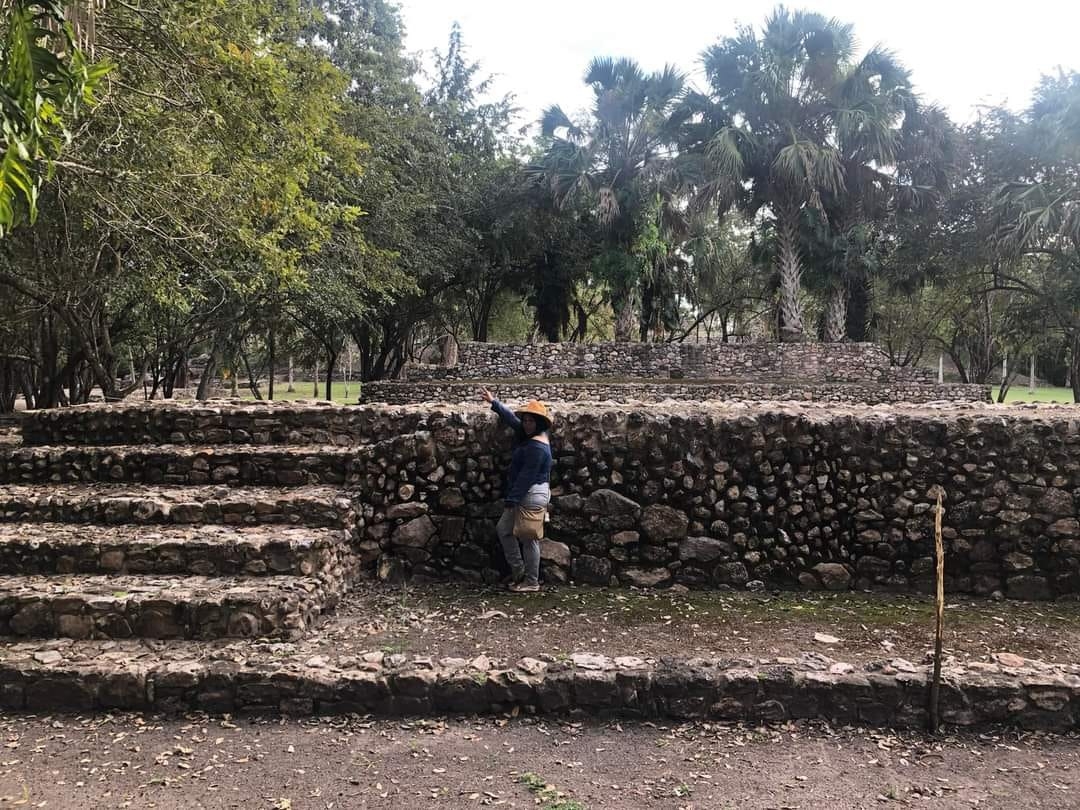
top-left (0, 713), bottom-right (1076, 809)
top-left (304, 583), bottom-right (1080, 668)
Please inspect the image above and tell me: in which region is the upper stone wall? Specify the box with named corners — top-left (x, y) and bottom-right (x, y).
top-left (361, 379), bottom-right (989, 406)
top-left (409, 341), bottom-right (934, 384)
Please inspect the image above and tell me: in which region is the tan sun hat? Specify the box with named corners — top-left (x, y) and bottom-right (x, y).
top-left (514, 400), bottom-right (552, 429)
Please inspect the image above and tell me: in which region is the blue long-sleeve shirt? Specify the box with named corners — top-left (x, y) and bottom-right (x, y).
top-left (491, 400), bottom-right (553, 504)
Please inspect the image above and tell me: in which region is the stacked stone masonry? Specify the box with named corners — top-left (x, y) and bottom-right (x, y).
top-left (20, 400), bottom-right (392, 447)
top-left (362, 380), bottom-right (989, 406)
top-left (0, 574), bottom-right (332, 640)
top-left (9, 401), bottom-right (1080, 601)
top-left (0, 646), bottom-right (1076, 732)
top-left (0, 404), bottom-right (434, 643)
top-left (410, 341), bottom-right (937, 384)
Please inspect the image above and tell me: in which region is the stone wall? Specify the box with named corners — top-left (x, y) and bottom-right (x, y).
top-left (1, 649), bottom-right (1076, 731)
top-left (346, 402), bottom-right (1080, 600)
top-left (409, 341), bottom-right (933, 384)
top-left (20, 401), bottom-right (424, 447)
top-left (10, 401), bottom-right (1080, 600)
top-left (362, 380), bottom-right (989, 406)
top-left (0, 429), bottom-right (430, 489)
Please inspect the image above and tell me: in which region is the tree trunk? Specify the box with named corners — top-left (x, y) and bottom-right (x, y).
top-left (324, 350), bottom-right (338, 402)
top-left (824, 285), bottom-right (847, 343)
top-left (639, 282), bottom-right (654, 342)
top-left (241, 350), bottom-right (262, 400)
top-left (196, 351), bottom-right (217, 401)
top-left (613, 293), bottom-right (636, 342)
top-left (313, 359), bottom-right (320, 398)
top-left (287, 355), bottom-right (295, 392)
top-left (472, 283), bottom-right (497, 343)
top-left (438, 334), bottom-right (458, 367)
top-left (846, 272), bottom-right (871, 341)
top-left (776, 212), bottom-right (806, 342)
top-left (1070, 331), bottom-right (1080, 404)
top-left (267, 328), bottom-right (276, 401)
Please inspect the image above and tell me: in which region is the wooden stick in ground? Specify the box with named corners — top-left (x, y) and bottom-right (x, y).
top-left (930, 490), bottom-right (945, 733)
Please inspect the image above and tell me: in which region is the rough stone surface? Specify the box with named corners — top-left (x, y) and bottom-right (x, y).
top-left (813, 563), bottom-right (853, 591)
top-left (0, 643), bottom-right (1074, 732)
top-left (0, 574), bottom-right (331, 640)
top-left (0, 484), bottom-right (351, 527)
top-left (365, 379), bottom-right (988, 406)
top-left (7, 400), bottom-right (1080, 600)
top-left (408, 341), bottom-right (937, 385)
top-left (0, 523), bottom-right (350, 580)
top-left (620, 568), bottom-right (672, 588)
top-left (584, 489), bottom-right (640, 516)
top-left (539, 540), bottom-right (571, 568)
top-left (641, 505), bottom-right (689, 543)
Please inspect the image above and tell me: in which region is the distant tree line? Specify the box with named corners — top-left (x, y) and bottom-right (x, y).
top-left (1, 1), bottom-right (1078, 407)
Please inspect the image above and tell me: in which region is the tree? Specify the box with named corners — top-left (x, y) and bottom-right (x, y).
top-left (668, 214), bottom-right (765, 342)
top-left (308, 5), bottom-right (518, 378)
top-left (993, 71), bottom-right (1080, 398)
top-left (0, 0), bottom-right (110, 234)
top-left (689, 7), bottom-right (923, 342)
top-left (531, 57), bottom-right (686, 340)
top-left (0, 0), bottom-right (373, 407)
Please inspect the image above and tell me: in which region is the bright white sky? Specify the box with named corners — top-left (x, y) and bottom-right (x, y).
top-left (395, 0), bottom-right (1078, 128)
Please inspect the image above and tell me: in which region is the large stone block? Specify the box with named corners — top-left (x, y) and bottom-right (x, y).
top-left (584, 489), bottom-right (641, 517)
top-left (641, 505), bottom-right (688, 543)
top-left (391, 516), bottom-right (438, 549)
top-left (571, 555), bottom-right (611, 585)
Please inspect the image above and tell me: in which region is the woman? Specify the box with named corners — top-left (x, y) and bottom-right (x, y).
top-left (480, 389), bottom-right (552, 593)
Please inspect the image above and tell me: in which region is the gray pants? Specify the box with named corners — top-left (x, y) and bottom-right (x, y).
top-left (497, 484), bottom-right (550, 586)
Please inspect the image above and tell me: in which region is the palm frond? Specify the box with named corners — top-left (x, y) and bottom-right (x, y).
top-left (596, 185), bottom-right (620, 225)
top-left (773, 138), bottom-right (846, 198)
top-left (706, 126), bottom-right (747, 178)
top-left (538, 104), bottom-right (575, 139)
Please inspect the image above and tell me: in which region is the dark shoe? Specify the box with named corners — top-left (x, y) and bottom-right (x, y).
top-left (501, 566), bottom-right (525, 586)
top-left (508, 582), bottom-right (540, 593)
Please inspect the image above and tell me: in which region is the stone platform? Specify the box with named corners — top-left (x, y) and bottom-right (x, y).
top-left (1, 399), bottom-right (1079, 729)
top-left (8, 400), bottom-right (1080, 599)
top-left (0, 637), bottom-right (1075, 732)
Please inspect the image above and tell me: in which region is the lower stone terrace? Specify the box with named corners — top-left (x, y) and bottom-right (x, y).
top-left (0, 583), bottom-right (1078, 729)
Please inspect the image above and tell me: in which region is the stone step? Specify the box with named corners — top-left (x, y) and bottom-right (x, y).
top-left (0, 523), bottom-right (352, 580)
top-left (21, 402), bottom-right (398, 447)
top-left (0, 484), bottom-right (353, 528)
top-left (0, 444), bottom-right (360, 486)
top-left (0, 574), bottom-right (331, 640)
top-left (0, 641), bottom-right (1075, 731)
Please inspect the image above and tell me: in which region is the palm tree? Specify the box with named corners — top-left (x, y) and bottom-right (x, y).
top-left (687, 6), bottom-right (921, 342)
top-left (530, 57), bottom-right (685, 340)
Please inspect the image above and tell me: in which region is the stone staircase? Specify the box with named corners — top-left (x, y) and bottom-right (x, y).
top-left (0, 413), bottom-right (363, 644)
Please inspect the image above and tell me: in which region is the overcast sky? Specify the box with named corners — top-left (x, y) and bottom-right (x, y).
top-left (395, 0), bottom-right (1078, 128)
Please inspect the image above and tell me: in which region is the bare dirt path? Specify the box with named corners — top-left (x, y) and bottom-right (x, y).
top-left (0, 713), bottom-right (1076, 809)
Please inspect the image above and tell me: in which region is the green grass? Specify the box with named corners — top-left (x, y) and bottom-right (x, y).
top-left (233, 380), bottom-right (359, 405)
top-left (518, 773), bottom-right (585, 810)
top-left (992, 385), bottom-right (1075, 404)
top-left (229, 378), bottom-right (1075, 406)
